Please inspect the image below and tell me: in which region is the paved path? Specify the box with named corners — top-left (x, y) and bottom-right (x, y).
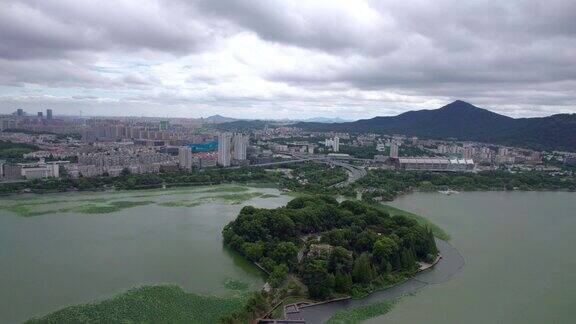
top-left (293, 240), bottom-right (465, 323)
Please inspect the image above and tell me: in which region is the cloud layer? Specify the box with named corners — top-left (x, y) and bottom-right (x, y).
top-left (1, 0), bottom-right (575, 119)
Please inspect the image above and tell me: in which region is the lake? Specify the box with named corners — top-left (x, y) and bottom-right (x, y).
top-left (366, 191), bottom-right (576, 324)
top-left (0, 185), bottom-right (290, 323)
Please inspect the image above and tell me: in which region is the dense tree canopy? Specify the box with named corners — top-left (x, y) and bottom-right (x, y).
top-left (223, 196), bottom-right (438, 300)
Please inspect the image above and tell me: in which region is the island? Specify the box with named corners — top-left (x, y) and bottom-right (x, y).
top-left (222, 195), bottom-right (439, 322)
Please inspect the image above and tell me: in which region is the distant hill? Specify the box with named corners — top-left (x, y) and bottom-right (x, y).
top-left (295, 100), bottom-right (576, 152)
top-left (301, 117), bottom-right (353, 123)
top-left (213, 120), bottom-right (276, 132)
top-left (203, 115), bottom-right (237, 123)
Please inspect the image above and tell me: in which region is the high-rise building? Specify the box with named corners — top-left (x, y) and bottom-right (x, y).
top-left (218, 133), bottom-right (232, 167)
top-left (232, 134), bottom-right (248, 160)
top-left (159, 120), bottom-right (169, 131)
top-left (333, 137), bottom-right (340, 152)
top-left (37, 112), bottom-right (43, 118)
top-left (463, 146), bottom-right (475, 159)
top-left (46, 109), bottom-right (53, 120)
top-left (16, 109), bottom-right (24, 116)
top-left (178, 147), bottom-right (193, 170)
top-left (325, 137), bottom-right (340, 152)
top-left (390, 143), bottom-right (399, 158)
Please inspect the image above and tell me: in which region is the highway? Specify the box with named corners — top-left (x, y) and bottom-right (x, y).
top-left (249, 154), bottom-right (367, 187)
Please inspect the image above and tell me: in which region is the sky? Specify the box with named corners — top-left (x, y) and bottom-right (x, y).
top-left (1, 0), bottom-right (575, 120)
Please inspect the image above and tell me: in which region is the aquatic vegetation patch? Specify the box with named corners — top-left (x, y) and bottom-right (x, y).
top-left (118, 184), bottom-right (249, 199)
top-left (157, 192), bottom-right (265, 208)
top-left (25, 285), bottom-right (246, 324)
top-left (0, 205), bottom-right (54, 217)
top-left (326, 298), bottom-right (399, 324)
top-left (72, 201), bottom-right (155, 214)
top-left (157, 200), bottom-right (202, 208)
top-left (223, 278), bottom-right (250, 292)
top-left (260, 193), bottom-right (279, 198)
top-left (1, 185), bottom-right (274, 217)
top-left (196, 185), bottom-right (250, 194)
top-left (214, 192), bottom-right (264, 204)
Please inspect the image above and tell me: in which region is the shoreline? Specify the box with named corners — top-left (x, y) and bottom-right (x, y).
top-left (293, 239), bottom-right (464, 323)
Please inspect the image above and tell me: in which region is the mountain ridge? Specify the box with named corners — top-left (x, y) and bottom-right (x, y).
top-left (295, 101), bottom-right (576, 152)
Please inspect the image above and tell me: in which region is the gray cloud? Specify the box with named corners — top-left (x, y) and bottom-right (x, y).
top-left (0, 0), bottom-right (575, 118)
top-left (0, 0), bottom-right (212, 60)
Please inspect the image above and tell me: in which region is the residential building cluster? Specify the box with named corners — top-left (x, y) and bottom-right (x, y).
top-left (1, 110), bottom-right (570, 183)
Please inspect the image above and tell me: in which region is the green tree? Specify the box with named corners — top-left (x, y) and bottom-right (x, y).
top-left (372, 236), bottom-right (398, 271)
top-left (242, 242), bottom-right (264, 261)
top-left (269, 264), bottom-right (289, 288)
top-left (334, 271), bottom-right (353, 293)
top-left (352, 253), bottom-right (375, 284)
top-left (328, 246), bottom-right (353, 274)
top-left (300, 260), bottom-right (331, 299)
top-left (271, 242), bottom-right (299, 269)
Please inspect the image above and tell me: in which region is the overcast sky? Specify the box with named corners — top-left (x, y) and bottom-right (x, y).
top-left (1, 0), bottom-right (575, 120)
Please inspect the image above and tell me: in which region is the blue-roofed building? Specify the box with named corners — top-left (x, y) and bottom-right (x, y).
top-left (187, 141), bottom-right (218, 152)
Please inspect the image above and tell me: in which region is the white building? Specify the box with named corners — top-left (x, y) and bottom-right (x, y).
top-left (390, 143), bottom-right (399, 158)
top-left (463, 147), bottom-right (474, 159)
top-left (395, 157), bottom-right (474, 172)
top-left (19, 160), bottom-right (62, 179)
top-left (325, 137), bottom-right (340, 152)
top-left (218, 133), bottom-right (233, 167)
top-left (232, 134), bottom-right (248, 161)
top-left (178, 146), bottom-right (193, 170)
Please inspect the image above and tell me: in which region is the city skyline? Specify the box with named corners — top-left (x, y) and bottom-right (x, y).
top-left (1, 0), bottom-right (575, 120)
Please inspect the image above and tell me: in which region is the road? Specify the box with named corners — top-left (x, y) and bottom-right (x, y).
top-left (249, 154), bottom-right (367, 187)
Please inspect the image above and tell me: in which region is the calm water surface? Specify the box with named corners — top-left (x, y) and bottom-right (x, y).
top-left (0, 186), bottom-right (290, 323)
top-left (367, 191), bottom-right (576, 324)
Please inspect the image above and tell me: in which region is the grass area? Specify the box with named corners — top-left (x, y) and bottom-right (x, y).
top-left (25, 285), bottom-right (246, 324)
top-left (377, 204), bottom-right (450, 241)
top-left (326, 298), bottom-right (399, 324)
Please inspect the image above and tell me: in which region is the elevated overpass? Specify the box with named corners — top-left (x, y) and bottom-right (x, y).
top-left (250, 154), bottom-right (367, 186)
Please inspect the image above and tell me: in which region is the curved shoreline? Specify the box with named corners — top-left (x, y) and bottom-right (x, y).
top-left (292, 239), bottom-right (465, 323)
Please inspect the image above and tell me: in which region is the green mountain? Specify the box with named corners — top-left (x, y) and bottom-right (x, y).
top-left (295, 100), bottom-right (576, 152)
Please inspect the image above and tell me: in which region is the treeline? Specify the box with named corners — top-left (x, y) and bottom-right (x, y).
top-left (0, 167), bottom-right (278, 194)
top-left (223, 196), bottom-right (438, 300)
top-left (339, 145), bottom-right (380, 159)
top-left (0, 140), bottom-right (39, 162)
top-left (3, 129), bottom-right (82, 140)
top-left (355, 169), bottom-right (576, 202)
